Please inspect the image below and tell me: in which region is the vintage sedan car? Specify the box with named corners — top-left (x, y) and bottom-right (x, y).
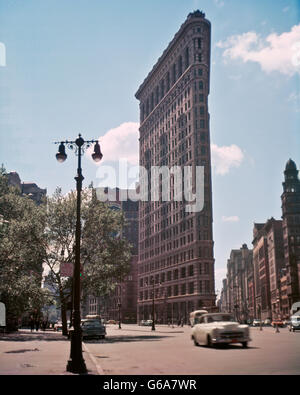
top-left (81, 319), bottom-right (106, 340)
top-left (191, 313), bottom-right (251, 348)
top-left (139, 319), bottom-right (153, 326)
top-left (252, 319), bottom-right (261, 327)
top-left (288, 315), bottom-right (300, 332)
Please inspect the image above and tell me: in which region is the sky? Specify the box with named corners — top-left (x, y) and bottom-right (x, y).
top-left (1, 0), bottom-right (300, 295)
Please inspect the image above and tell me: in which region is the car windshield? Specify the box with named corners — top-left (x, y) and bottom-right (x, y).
top-left (83, 321), bottom-right (102, 328)
top-left (206, 315), bottom-right (235, 323)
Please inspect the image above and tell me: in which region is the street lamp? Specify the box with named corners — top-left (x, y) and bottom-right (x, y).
top-left (151, 277), bottom-right (155, 331)
top-left (118, 301), bottom-right (122, 329)
top-left (55, 134), bottom-right (103, 374)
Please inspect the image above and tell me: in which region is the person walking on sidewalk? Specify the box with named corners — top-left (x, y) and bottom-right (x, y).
top-left (35, 319), bottom-right (40, 331)
top-left (30, 317), bottom-right (35, 332)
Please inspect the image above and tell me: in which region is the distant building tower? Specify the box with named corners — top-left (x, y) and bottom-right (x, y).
top-left (135, 10), bottom-right (215, 324)
top-left (7, 171), bottom-right (47, 204)
top-left (281, 159), bottom-right (300, 308)
top-left (83, 188), bottom-right (139, 324)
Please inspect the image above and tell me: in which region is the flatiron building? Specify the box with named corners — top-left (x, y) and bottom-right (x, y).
top-left (135, 10), bottom-right (216, 323)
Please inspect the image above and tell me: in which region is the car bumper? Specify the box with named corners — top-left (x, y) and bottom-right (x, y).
top-left (211, 336), bottom-right (251, 344)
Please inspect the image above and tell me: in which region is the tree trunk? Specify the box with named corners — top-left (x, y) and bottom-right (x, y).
top-left (59, 288), bottom-right (68, 336)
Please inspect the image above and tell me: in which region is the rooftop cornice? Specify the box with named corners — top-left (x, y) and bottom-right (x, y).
top-left (135, 10), bottom-right (210, 100)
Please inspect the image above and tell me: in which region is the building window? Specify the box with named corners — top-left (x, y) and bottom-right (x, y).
top-left (178, 56), bottom-right (183, 77)
top-left (205, 280), bottom-right (210, 294)
top-left (167, 271), bottom-right (172, 281)
top-left (172, 63), bottom-right (176, 85)
top-left (185, 47), bottom-right (189, 69)
top-left (199, 280), bottom-right (203, 294)
top-left (189, 282), bottom-right (194, 294)
top-left (181, 267), bottom-right (186, 278)
top-left (181, 283), bottom-right (186, 295)
top-left (174, 269), bottom-right (178, 280)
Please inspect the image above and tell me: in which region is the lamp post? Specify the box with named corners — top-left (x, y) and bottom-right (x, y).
top-left (151, 277), bottom-right (155, 331)
top-left (55, 134), bottom-right (102, 374)
top-left (118, 302), bottom-right (122, 329)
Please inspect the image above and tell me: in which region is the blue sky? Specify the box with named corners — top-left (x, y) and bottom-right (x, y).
top-left (1, 0), bottom-right (300, 293)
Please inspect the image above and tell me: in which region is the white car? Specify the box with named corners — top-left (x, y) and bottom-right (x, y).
top-left (191, 313), bottom-right (251, 348)
top-left (252, 319), bottom-right (261, 327)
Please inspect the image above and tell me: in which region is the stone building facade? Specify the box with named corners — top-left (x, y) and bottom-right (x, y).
top-left (135, 10), bottom-right (216, 324)
top-left (281, 159), bottom-right (300, 309)
top-left (221, 244), bottom-right (253, 323)
top-left (83, 189), bottom-right (139, 323)
top-left (219, 170), bottom-right (299, 322)
top-left (7, 171), bottom-right (47, 204)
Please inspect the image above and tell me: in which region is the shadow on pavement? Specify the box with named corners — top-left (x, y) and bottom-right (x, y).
top-left (0, 330), bottom-right (67, 342)
top-left (84, 334), bottom-right (173, 344)
top-left (211, 344), bottom-right (260, 350)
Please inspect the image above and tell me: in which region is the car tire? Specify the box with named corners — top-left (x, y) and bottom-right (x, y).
top-left (207, 335), bottom-right (212, 348)
top-left (242, 342), bottom-right (248, 348)
top-left (192, 335), bottom-right (199, 347)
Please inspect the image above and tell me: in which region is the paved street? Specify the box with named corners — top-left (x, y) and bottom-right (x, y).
top-left (84, 324), bottom-right (300, 375)
top-left (1, 324), bottom-right (299, 375)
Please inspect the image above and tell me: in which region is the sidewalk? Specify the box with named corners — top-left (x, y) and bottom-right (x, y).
top-left (0, 329), bottom-right (98, 375)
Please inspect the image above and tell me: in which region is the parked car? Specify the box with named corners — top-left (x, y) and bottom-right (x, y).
top-left (288, 314), bottom-right (300, 332)
top-left (252, 319), bottom-right (261, 327)
top-left (271, 319), bottom-right (284, 328)
top-left (81, 319), bottom-right (106, 340)
top-left (191, 313), bottom-right (251, 348)
top-left (54, 321), bottom-right (63, 331)
top-left (140, 319), bottom-right (153, 326)
top-left (264, 319), bottom-right (271, 326)
top-left (106, 320), bottom-right (116, 325)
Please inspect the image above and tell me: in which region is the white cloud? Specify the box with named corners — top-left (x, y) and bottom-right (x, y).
top-left (211, 143), bottom-right (244, 175)
top-left (91, 122), bottom-right (140, 166)
top-left (221, 215), bottom-right (240, 222)
top-left (92, 123), bottom-right (244, 178)
top-left (288, 91), bottom-right (300, 112)
top-left (214, 0), bottom-right (225, 7)
top-left (217, 24), bottom-right (300, 76)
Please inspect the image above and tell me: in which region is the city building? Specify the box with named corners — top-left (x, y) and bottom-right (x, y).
top-left (7, 171), bottom-right (47, 204)
top-left (221, 244), bottom-right (253, 323)
top-left (281, 159), bottom-right (300, 309)
top-left (135, 10), bottom-right (216, 324)
top-left (264, 218), bottom-right (285, 320)
top-left (83, 188), bottom-right (139, 323)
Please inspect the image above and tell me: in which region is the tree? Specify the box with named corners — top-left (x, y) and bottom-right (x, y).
top-left (0, 167), bottom-right (46, 330)
top-left (43, 187), bottom-right (131, 335)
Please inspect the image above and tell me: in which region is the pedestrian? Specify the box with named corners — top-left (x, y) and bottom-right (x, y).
top-left (30, 317), bottom-right (35, 332)
top-left (42, 320), bottom-right (47, 331)
top-left (35, 319), bottom-right (40, 331)
top-left (181, 318), bottom-right (184, 327)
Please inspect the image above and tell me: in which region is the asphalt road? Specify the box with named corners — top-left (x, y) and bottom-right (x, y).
top-left (84, 324), bottom-right (300, 375)
top-left (0, 325), bottom-right (299, 375)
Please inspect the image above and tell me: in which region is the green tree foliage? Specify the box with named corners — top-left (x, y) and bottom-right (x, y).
top-left (43, 188), bottom-right (132, 335)
top-left (0, 166), bottom-right (46, 330)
